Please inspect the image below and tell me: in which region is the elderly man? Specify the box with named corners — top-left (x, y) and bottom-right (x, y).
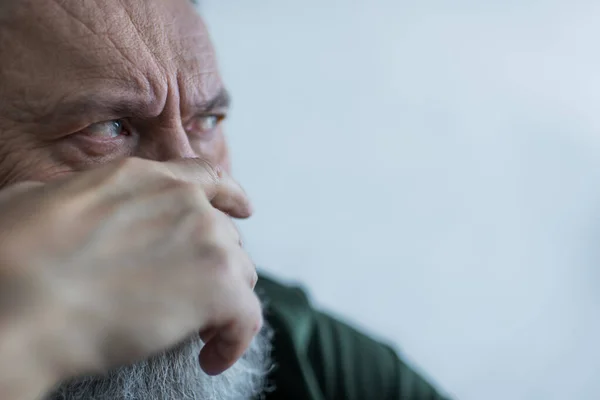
top-left (0, 1), bottom-right (450, 399)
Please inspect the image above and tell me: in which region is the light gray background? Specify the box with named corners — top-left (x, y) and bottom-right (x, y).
top-left (202, 1), bottom-right (600, 399)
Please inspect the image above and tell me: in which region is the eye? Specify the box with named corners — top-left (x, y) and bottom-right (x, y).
top-left (81, 120), bottom-right (127, 139)
top-left (186, 114), bottom-right (224, 137)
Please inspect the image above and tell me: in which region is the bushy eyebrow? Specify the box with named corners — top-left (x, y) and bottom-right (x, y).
top-left (195, 87), bottom-right (230, 113)
top-left (37, 85), bottom-right (230, 129)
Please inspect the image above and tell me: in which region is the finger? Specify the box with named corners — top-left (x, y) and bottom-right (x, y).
top-left (0, 181), bottom-right (44, 200)
top-left (199, 291), bottom-right (263, 375)
top-left (211, 213), bottom-right (256, 288)
top-left (5, 181), bottom-right (45, 191)
top-left (199, 328), bottom-right (217, 344)
top-left (160, 159), bottom-right (253, 219)
top-left (213, 211), bottom-right (243, 245)
top-left (230, 246), bottom-right (258, 289)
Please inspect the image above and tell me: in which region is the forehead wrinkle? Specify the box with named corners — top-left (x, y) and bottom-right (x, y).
top-left (118, 2), bottom-right (166, 66)
top-left (1, 0), bottom-right (218, 128)
top-left (43, 0), bottom-right (170, 83)
top-left (165, 11), bottom-right (222, 116)
top-left (50, 0), bottom-right (100, 36)
top-left (47, 81), bottom-right (159, 123)
top-left (115, 1), bottom-right (203, 120)
top-left (5, 1), bottom-right (169, 118)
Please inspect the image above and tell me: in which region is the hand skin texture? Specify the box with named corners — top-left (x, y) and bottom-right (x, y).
top-left (0, 1), bottom-right (263, 399)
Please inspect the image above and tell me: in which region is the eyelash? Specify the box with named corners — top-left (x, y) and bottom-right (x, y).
top-left (185, 114), bottom-right (225, 138)
top-left (79, 113), bottom-right (225, 143)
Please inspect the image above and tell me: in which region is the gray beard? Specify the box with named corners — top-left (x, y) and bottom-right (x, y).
top-left (45, 325), bottom-right (273, 400)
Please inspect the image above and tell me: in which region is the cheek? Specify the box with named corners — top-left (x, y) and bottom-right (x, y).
top-left (214, 134), bottom-right (232, 174)
top-left (220, 140), bottom-right (232, 174)
top-left (194, 130), bottom-right (231, 173)
top-left (0, 142), bottom-right (71, 187)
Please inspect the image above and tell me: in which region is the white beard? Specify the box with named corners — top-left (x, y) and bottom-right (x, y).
top-left (45, 326), bottom-right (273, 400)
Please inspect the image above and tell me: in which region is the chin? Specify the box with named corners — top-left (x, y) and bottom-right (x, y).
top-left (45, 325), bottom-right (273, 400)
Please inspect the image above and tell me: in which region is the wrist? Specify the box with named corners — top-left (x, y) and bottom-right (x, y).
top-left (0, 264), bottom-right (67, 400)
top-left (0, 313), bottom-right (59, 400)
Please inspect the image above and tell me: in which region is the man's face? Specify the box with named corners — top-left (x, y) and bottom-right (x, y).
top-left (0, 0), bottom-right (231, 186)
top-left (0, 1), bottom-right (271, 399)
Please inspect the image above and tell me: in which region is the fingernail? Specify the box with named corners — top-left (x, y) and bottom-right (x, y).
top-left (216, 340), bottom-right (233, 361)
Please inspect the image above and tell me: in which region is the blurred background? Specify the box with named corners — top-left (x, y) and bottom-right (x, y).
top-left (202, 1), bottom-right (600, 399)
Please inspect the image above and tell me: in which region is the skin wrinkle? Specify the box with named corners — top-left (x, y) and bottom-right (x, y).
top-left (43, 76), bottom-right (159, 125)
top-left (119, 0), bottom-right (160, 59)
top-left (79, 3), bottom-right (167, 115)
top-left (0, 3), bottom-right (229, 179)
top-left (4, 2), bottom-right (170, 124)
top-left (103, 36), bottom-right (146, 71)
top-left (48, 3), bottom-right (150, 83)
top-left (0, 147), bottom-right (51, 186)
top-left (109, 8), bottom-right (158, 77)
top-left (51, 0), bottom-right (99, 37)
top-left (0, 1), bottom-right (268, 396)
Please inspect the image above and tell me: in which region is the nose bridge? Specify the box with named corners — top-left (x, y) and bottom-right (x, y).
top-left (136, 122), bottom-right (197, 162)
top-left (135, 73), bottom-right (197, 161)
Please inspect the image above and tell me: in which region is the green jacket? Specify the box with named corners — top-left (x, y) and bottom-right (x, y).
top-left (256, 273), bottom-right (451, 400)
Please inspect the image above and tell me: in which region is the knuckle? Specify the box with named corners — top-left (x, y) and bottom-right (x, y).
top-left (251, 270), bottom-right (259, 289)
top-left (229, 293), bottom-right (262, 337)
top-left (169, 181), bottom-right (209, 212)
top-left (193, 158), bottom-right (221, 184)
top-left (198, 242), bottom-right (233, 277)
top-left (247, 295), bottom-right (264, 334)
top-left (181, 210), bottom-right (221, 252)
top-left (0, 181), bottom-right (41, 204)
top-left (187, 212), bottom-right (247, 280)
top-left (100, 157), bottom-right (147, 186)
top-left (117, 156), bottom-right (146, 173)
top-left (239, 251), bottom-right (256, 283)
top-left (201, 246), bottom-right (252, 289)
top-left (191, 207), bottom-right (218, 235)
top-left (173, 181), bottom-right (201, 200)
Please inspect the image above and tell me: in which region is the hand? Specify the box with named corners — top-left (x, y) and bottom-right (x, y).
top-left (0, 158), bottom-right (261, 398)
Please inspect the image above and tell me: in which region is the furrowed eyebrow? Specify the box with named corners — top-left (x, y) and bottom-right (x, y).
top-left (30, 86), bottom-right (230, 129)
top-left (39, 92), bottom-right (154, 126)
top-left (195, 87), bottom-right (230, 113)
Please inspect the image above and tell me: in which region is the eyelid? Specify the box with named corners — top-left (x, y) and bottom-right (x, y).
top-left (201, 105), bottom-right (228, 117)
top-left (74, 118), bottom-right (132, 141)
top-left (187, 113), bottom-right (226, 127)
top-left (200, 111), bottom-right (226, 120)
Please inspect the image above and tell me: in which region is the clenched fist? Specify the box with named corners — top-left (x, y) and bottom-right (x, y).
top-left (0, 158), bottom-right (261, 400)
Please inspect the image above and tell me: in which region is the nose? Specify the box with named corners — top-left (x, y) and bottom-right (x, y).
top-left (136, 124), bottom-right (197, 161)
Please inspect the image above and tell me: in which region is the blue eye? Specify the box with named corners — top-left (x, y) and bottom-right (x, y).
top-left (198, 115), bottom-right (220, 131)
top-left (83, 120), bottom-right (126, 138)
top-left (187, 115), bottom-right (224, 137)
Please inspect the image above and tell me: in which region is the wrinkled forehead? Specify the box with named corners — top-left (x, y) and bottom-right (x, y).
top-left (0, 0), bottom-right (217, 116)
top-left (0, 0), bottom-right (210, 63)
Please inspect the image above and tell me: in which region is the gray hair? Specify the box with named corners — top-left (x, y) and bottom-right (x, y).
top-left (45, 325), bottom-right (273, 400)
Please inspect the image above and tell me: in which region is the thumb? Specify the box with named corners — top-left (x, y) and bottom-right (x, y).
top-left (160, 158), bottom-right (253, 219)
